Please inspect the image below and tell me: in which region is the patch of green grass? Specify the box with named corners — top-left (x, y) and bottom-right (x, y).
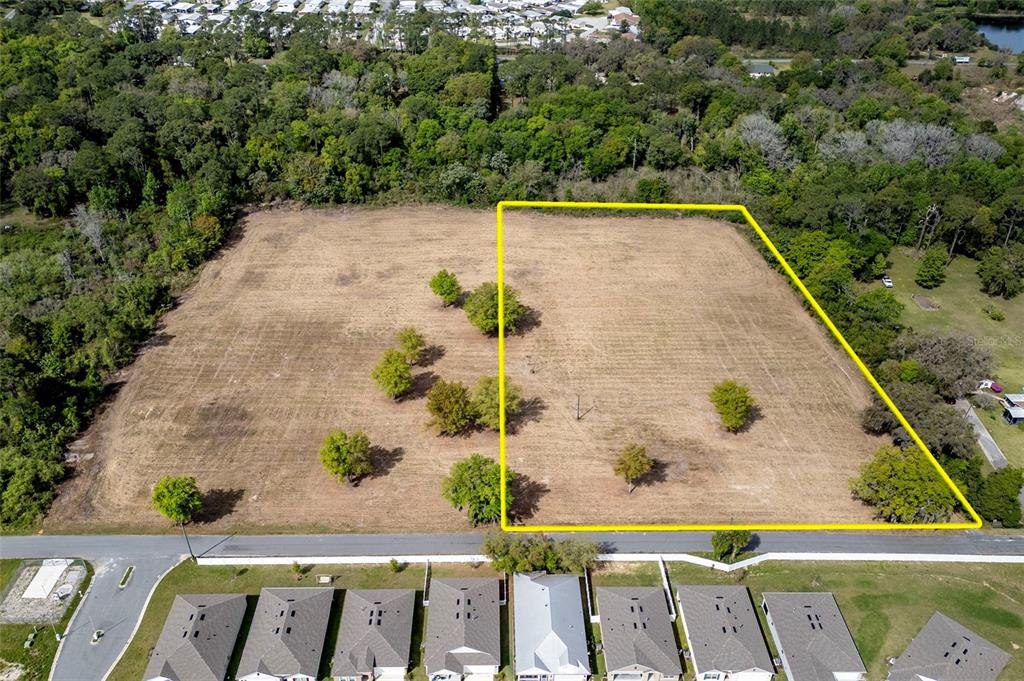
top-left (107, 561), bottom-right (500, 681)
top-left (883, 247), bottom-right (1024, 463)
top-left (664, 560), bottom-right (1024, 680)
top-left (0, 560), bottom-right (94, 681)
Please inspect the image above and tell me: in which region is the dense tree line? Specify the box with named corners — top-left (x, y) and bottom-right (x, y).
top-left (2, 0), bottom-right (1022, 528)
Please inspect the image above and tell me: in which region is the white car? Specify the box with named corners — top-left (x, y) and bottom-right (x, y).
top-left (881, 275), bottom-right (894, 288)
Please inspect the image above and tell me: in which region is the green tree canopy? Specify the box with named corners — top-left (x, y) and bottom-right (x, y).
top-left (470, 375), bottom-right (522, 431)
top-left (915, 246), bottom-right (948, 288)
top-left (850, 445), bottom-right (957, 523)
top-left (710, 380), bottom-right (756, 432)
top-left (710, 530), bottom-right (751, 561)
top-left (430, 269), bottom-right (462, 306)
top-left (372, 348), bottom-right (413, 399)
top-left (319, 430), bottom-right (373, 484)
top-left (464, 282), bottom-right (528, 335)
top-left (613, 443), bottom-right (653, 493)
top-left (441, 454), bottom-right (514, 525)
top-left (397, 326), bottom-right (426, 365)
top-left (151, 475), bottom-right (203, 524)
top-left (975, 467), bottom-right (1023, 528)
top-left (481, 532), bottom-right (599, 573)
top-left (427, 379), bottom-right (474, 435)
top-left (977, 244), bottom-right (1024, 299)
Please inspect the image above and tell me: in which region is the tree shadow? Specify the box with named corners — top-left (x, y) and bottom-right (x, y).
top-left (508, 473), bottom-right (549, 521)
top-left (635, 459), bottom-right (669, 489)
top-left (507, 397), bottom-right (547, 434)
top-left (145, 332), bottom-right (175, 348)
top-left (198, 488), bottom-right (245, 523)
top-left (405, 372), bottom-right (439, 400)
top-left (508, 307), bottom-right (542, 337)
top-left (730, 405), bottom-right (763, 434)
top-left (418, 345), bottom-right (445, 368)
top-left (367, 446), bottom-right (404, 479)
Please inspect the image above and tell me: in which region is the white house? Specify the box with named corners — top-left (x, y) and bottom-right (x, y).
top-left (513, 573), bottom-right (590, 681)
top-left (1002, 393), bottom-right (1024, 424)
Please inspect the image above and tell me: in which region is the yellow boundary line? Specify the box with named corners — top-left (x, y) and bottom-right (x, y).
top-left (495, 201), bottom-right (982, 532)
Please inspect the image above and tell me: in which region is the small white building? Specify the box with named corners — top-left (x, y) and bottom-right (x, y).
top-left (513, 573), bottom-right (590, 681)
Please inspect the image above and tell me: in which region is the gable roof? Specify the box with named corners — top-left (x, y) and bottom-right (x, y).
top-left (762, 592), bottom-right (866, 681)
top-left (144, 594), bottom-right (246, 681)
top-left (676, 585), bottom-right (772, 676)
top-left (237, 587), bottom-right (333, 679)
top-left (332, 589), bottom-right (415, 675)
top-left (424, 579), bottom-right (501, 675)
top-left (513, 573), bottom-right (590, 676)
top-left (597, 587), bottom-right (681, 676)
top-left (888, 612), bottom-right (1010, 681)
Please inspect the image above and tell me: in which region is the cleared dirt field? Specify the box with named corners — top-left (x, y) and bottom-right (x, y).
top-left (48, 206), bottom-right (888, 531)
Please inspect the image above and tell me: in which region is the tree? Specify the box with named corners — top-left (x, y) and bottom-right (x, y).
top-left (862, 382), bottom-right (976, 459)
top-left (480, 532), bottom-right (599, 573)
top-left (850, 445), bottom-right (957, 523)
top-left (893, 334), bottom-right (992, 400)
top-left (319, 430), bottom-right (373, 484)
top-left (613, 443), bottom-right (653, 493)
top-left (710, 530), bottom-right (751, 561)
top-left (974, 467), bottom-right (1023, 528)
top-left (442, 454), bottom-right (514, 525)
top-left (427, 379), bottom-right (474, 435)
top-left (464, 282), bottom-right (528, 335)
top-left (152, 476), bottom-right (203, 525)
top-left (470, 375), bottom-right (522, 431)
top-left (977, 244), bottom-right (1024, 299)
top-left (430, 269), bottom-right (462, 306)
top-left (397, 327), bottom-right (426, 365)
top-left (372, 349), bottom-right (413, 399)
top-left (710, 381), bottom-right (756, 432)
top-left (914, 246), bottom-right (947, 288)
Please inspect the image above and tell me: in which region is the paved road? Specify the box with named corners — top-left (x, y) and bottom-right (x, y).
top-left (956, 398), bottom-right (1010, 469)
top-left (4, 530), bottom-right (1024, 681)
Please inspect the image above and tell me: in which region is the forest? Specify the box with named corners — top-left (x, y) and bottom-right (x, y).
top-left (1, 0), bottom-right (1023, 528)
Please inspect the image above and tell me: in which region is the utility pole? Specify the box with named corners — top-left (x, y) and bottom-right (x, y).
top-left (180, 523), bottom-right (196, 562)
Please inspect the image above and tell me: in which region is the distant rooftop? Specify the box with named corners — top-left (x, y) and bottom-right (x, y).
top-left (888, 612), bottom-right (1010, 681)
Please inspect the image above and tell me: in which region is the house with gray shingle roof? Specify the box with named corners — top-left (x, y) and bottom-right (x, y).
top-left (597, 587), bottom-right (682, 681)
top-left (887, 612), bottom-right (1010, 681)
top-left (237, 587), bottom-right (333, 681)
top-left (331, 589), bottom-right (415, 681)
top-left (513, 572), bottom-right (590, 681)
top-left (676, 585), bottom-right (773, 681)
top-left (761, 593), bottom-right (865, 681)
top-left (144, 594), bottom-right (246, 681)
top-left (425, 579), bottom-right (501, 681)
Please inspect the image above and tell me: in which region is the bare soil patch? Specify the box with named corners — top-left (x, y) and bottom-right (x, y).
top-left (48, 206), bottom-right (884, 531)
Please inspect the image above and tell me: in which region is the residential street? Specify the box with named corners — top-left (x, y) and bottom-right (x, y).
top-left (957, 397), bottom-right (1010, 469)
top-left (3, 530), bottom-right (1023, 680)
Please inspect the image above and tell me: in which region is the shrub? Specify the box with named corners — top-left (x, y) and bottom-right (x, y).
top-left (372, 348), bottom-right (412, 399)
top-left (983, 304), bottom-right (1005, 321)
top-left (850, 445), bottom-right (957, 523)
top-left (711, 530), bottom-right (751, 561)
top-left (430, 269), bottom-right (462, 306)
top-left (427, 379), bottom-right (474, 435)
top-left (481, 532), bottom-right (599, 573)
top-left (710, 380), bottom-right (756, 432)
top-left (464, 282), bottom-right (527, 334)
top-left (319, 430), bottom-right (373, 484)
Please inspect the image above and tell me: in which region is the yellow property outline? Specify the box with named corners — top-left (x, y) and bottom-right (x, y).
top-left (496, 201), bottom-right (982, 532)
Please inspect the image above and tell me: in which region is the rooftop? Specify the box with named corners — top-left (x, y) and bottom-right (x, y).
top-left (143, 594), bottom-right (246, 681)
top-left (424, 578), bottom-right (501, 675)
top-left (888, 612), bottom-right (1010, 681)
top-left (332, 589), bottom-right (415, 676)
top-left (676, 585), bottom-right (773, 676)
top-left (597, 587), bottom-right (682, 676)
top-left (762, 592), bottom-right (866, 680)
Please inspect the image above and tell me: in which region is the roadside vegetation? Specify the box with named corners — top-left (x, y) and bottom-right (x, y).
top-left (2, 0), bottom-right (1023, 529)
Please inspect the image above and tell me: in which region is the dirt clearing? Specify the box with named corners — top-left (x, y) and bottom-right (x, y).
top-left (48, 206), bottom-right (886, 531)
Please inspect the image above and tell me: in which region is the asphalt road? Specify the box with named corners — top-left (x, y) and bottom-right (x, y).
top-left (957, 398), bottom-right (1010, 469)
top-left (4, 530), bottom-right (1023, 681)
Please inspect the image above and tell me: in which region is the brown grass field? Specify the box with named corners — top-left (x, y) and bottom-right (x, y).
top-left (47, 206), bottom-right (892, 532)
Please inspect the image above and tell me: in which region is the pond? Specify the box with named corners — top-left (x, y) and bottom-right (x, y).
top-left (976, 21), bottom-right (1024, 53)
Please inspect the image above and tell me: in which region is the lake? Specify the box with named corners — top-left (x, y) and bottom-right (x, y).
top-left (976, 21), bottom-right (1024, 53)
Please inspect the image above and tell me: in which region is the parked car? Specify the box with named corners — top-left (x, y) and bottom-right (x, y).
top-left (881, 275), bottom-right (894, 288)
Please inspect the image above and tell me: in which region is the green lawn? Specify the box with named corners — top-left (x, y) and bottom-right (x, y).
top-left (107, 560), bottom-right (502, 681)
top-left (639, 559), bottom-right (1024, 681)
top-left (883, 247), bottom-right (1024, 464)
top-left (0, 559), bottom-right (94, 681)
